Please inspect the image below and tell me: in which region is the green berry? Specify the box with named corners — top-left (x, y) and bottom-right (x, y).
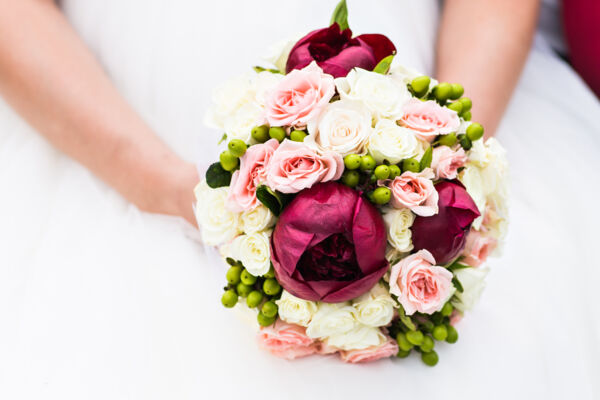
top-left (459, 97), bottom-right (472, 112)
top-left (246, 290), bottom-right (264, 308)
top-left (226, 266), bottom-right (243, 285)
top-left (360, 155), bottom-right (376, 171)
top-left (447, 101), bottom-right (463, 114)
top-left (466, 122), bottom-right (484, 141)
top-left (433, 82), bottom-right (452, 102)
top-left (374, 165), bottom-right (390, 180)
top-left (441, 302), bottom-right (453, 317)
top-left (251, 125), bottom-right (270, 143)
top-left (462, 110), bottom-right (472, 121)
top-left (341, 170), bottom-right (360, 188)
top-left (421, 320), bottom-right (434, 333)
top-left (411, 76), bottom-right (431, 97)
top-left (263, 266), bottom-right (276, 279)
top-left (269, 126), bottom-right (286, 142)
top-left (221, 289), bottom-right (238, 308)
top-left (263, 278), bottom-right (281, 296)
top-left (257, 312), bottom-right (276, 327)
top-left (406, 330), bottom-right (424, 346)
top-left (459, 134), bottom-right (472, 151)
top-left (228, 139), bottom-right (247, 157)
top-left (402, 158), bottom-right (420, 173)
top-left (236, 283), bottom-right (253, 298)
top-left (421, 350), bottom-right (439, 366)
top-left (446, 325), bottom-right (459, 344)
top-left (219, 151), bottom-right (239, 172)
top-left (450, 83), bottom-right (464, 100)
top-left (396, 332), bottom-right (414, 352)
top-left (290, 130), bottom-right (307, 142)
top-left (438, 133), bottom-right (457, 147)
top-left (397, 349), bottom-right (411, 358)
top-left (420, 335), bottom-right (435, 352)
top-left (343, 154), bottom-right (362, 170)
top-left (240, 269), bottom-right (257, 286)
top-left (372, 187), bottom-right (391, 205)
top-left (432, 325), bottom-right (448, 341)
top-left (261, 301), bottom-right (278, 318)
top-left (388, 164), bottom-right (401, 179)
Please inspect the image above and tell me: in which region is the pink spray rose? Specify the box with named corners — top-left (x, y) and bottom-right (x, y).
top-left (461, 230), bottom-right (497, 267)
top-left (411, 181), bottom-right (481, 265)
top-left (340, 337), bottom-right (399, 363)
top-left (264, 62), bottom-right (335, 128)
top-left (399, 99), bottom-right (460, 142)
top-left (271, 182), bottom-right (388, 303)
top-left (257, 320), bottom-right (319, 360)
top-left (385, 169), bottom-right (439, 217)
top-left (226, 139), bottom-right (279, 212)
top-left (431, 146), bottom-right (467, 180)
top-left (389, 249), bottom-right (454, 315)
top-left (266, 140), bottom-right (344, 194)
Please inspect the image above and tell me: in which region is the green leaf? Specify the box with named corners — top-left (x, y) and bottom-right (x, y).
top-left (218, 133), bottom-right (228, 145)
top-left (452, 277), bottom-right (464, 293)
top-left (398, 304), bottom-right (417, 331)
top-left (205, 162), bottom-right (232, 189)
top-left (225, 257), bottom-right (237, 266)
top-left (448, 262), bottom-right (471, 272)
top-left (256, 185), bottom-right (284, 216)
top-left (419, 146), bottom-right (433, 171)
top-left (253, 66), bottom-right (283, 74)
top-left (372, 54), bottom-right (395, 75)
top-left (330, 0), bottom-right (349, 31)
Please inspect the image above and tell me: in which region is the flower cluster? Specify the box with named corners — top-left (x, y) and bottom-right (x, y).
top-left (196, 0), bottom-right (508, 366)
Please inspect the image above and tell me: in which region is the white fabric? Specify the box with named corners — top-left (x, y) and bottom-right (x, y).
top-left (0, 1), bottom-right (598, 399)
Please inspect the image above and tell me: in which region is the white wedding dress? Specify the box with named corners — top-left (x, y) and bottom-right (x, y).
top-left (0, 1), bottom-right (598, 399)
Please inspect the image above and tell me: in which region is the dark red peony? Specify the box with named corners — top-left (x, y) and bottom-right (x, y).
top-left (411, 181), bottom-right (481, 265)
top-left (271, 182), bottom-right (388, 302)
top-left (285, 23), bottom-right (396, 78)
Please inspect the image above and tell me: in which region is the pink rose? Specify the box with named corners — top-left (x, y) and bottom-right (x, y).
top-left (399, 99), bottom-right (460, 142)
top-left (449, 309), bottom-right (463, 326)
top-left (431, 146), bottom-right (467, 180)
top-left (226, 139), bottom-right (279, 212)
top-left (461, 230), bottom-right (497, 267)
top-left (264, 62), bottom-right (335, 128)
top-left (340, 337), bottom-right (399, 364)
top-left (389, 249), bottom-right (454, 315)
top-left (257, 320), bottom-right (319, 360)
top-left (266, 140), bottom-right (343, 194)
top-left (384, 169), bottom-right (439, 217)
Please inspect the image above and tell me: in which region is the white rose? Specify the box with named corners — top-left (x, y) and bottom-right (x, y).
top-left (389, 64), bottom-right (438, 88)
top-left (383, 208), bottom-right (415, 253)
top-left (352, 283), bottom-right (396, 327)
top-left (240, 205), bottom-right (276, 234)
top-left (367, 119), bottom-right (420, 164)
top-left (264, 34), bottom-right (303, 72)
top-left (253, 71), bottom-right (284, 106)
top-left (306, 99), bottom-right (373, 156)
top-left (306, 303), bottom-right (357, 339)
top-left (222, 101), bottom-right (264, 142)
top-left (335, 68), bottom-right (412, 120)
top-left (451, 267), bottom-right (489, 312)
top-left (228, 231), bottom-right (271, 276)
top-left (276, 290), bottom-right (318, 327)
top-left (194, 181), bottom-right (241, 246)
top-left (325, 325), bottom-right (387, 351)
top-left (459, 165), bottom-right (486, 229)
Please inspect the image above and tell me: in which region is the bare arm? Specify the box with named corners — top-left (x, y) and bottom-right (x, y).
top-left (0, 0), bottom-right (198, 225)
top-left (436, 0), bottom-right (541, 136)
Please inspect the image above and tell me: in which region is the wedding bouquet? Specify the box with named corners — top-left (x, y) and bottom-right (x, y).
top-left (196, 0), bottom-right (508, 365)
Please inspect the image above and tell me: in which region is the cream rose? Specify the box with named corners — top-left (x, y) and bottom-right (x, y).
top-left (367, 119), bottom-right (420, 164)
top-left (228, 231), bottom-right (271, 276)
top-left (306, 303), bottom-right (357, 339)
top-left (451, 267), bottom-right (489, 312)
top-left (276, 290), bottom-right (318, 327)
top-left (240, 205), bottom-right (276, 234)
top-left (459, 165), bottom-right (486, 229)
top-left (383, 208), bottom-right (415, 253)
top-left (335, 68), bottom-right (411, 120)
top-left (389, 64), bottom-right (439, 88)
top-left (306, 99), bottom-right (373, 156)
top-left (194, 181), bottom-right (241, 246)
top-left (352, 283), bottom-right (396, 328)
top-left (325, 325), bottom-right (387, 351)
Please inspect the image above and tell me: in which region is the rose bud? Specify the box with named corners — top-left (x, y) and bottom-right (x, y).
top-left (411, 181), bottom-right (480, 265)
top-left (285, 23), bottom-right (396, 78)
top-left (271, 182), bottom-right (388, 303)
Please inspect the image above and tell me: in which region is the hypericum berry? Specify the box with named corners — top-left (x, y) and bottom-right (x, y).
top-left (219, 151), bottom-right (239, 171)
top-left (466, 122), bottom-right (484, 141)
top-left (221, 289), bottom-right (238, 308)
top-left (268, 126), bottom-right (286, 142)
top-left (251, 125), bottom-right (270, 143)
top-left (374, 165), bottom-right (390, 180)
top-left (228, 139), bottom-right (247, 157)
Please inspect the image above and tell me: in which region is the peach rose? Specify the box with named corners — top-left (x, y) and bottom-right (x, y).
top-left (226, 139), bottom-right (279, 212)
top-left (264, 62), bottom-right (335, 128)
top-left (385, 169), bottom-right (439, 217)
top-left (339, 337), bottom-right (399, 364)
top-left (399, 99), bottom-right (460, 142)
top-left (257, 320), bottom-right (319, 360)
top-left (389, 249), bottom-right (454, 315)
top-left (431, 146), bottom-right (467, 180)
top-left (266, 140), bottom-right (343, 194)
top-left (461, 230), bottom-right (497, 267)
